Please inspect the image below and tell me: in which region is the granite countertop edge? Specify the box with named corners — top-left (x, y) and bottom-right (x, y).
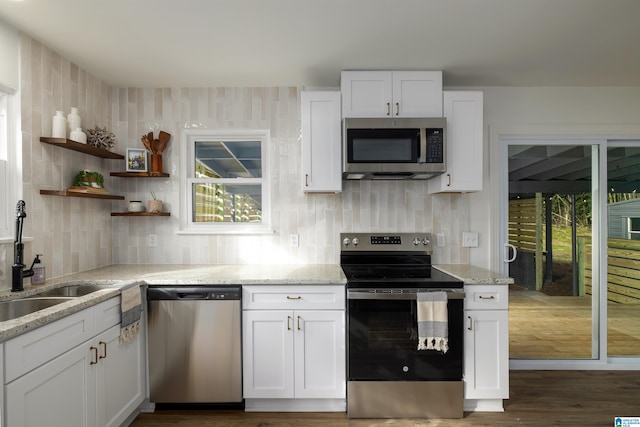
top-left (0, 264), bottom-right (346, 342)
top-left (0, 263), bottom-right (511, 342)
top-left (434, 264), bottom-right (514, 285)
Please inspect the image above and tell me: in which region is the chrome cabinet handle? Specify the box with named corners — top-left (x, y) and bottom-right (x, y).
top-left (297, 315), bottom-right (302, 331)
top-left (479, 295), bottom-right (495, 300)
top-left (386, 102), bottom-right (390, 116)
top-left (395, 102), bottom-right (399, 116)
top-left (90, 346), bottom-right (99, 365)
top-left (467, 316), bottom-right (473, 331)
top-left (287, 315), bottom-right (292, 331)
top-left (99, 341), bottom-right (107, 359)
top-left (286, 296), bottom-right (301, 300)
top-left (305, 174), bottom-right (309, 187)
top-left (447, 173), bottom-right (451, 187)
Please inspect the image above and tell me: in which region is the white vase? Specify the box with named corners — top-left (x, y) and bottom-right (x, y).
top-left (52, 111), bottom-right (67, 138)
top-left (67, 107), bottom-right (81, 138)
top-left (70, 127), bottom-right (87, 144)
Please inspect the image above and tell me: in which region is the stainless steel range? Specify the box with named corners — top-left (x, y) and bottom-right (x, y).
top-left (340, 232), bottom-right (464, 419)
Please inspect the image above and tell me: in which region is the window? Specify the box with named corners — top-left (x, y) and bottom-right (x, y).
top-left (179, 129), bottom-right (271, 234)
top-left (0, 91), bottom-right (11, 240)
top-left (627, 217), bottom-right (640, 240)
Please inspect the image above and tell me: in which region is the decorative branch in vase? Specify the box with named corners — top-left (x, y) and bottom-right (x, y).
top-left (141, 131), bottom-right (171, 176)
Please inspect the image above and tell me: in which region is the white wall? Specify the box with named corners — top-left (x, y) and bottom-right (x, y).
top-left (468, 86), bottom-right (640, 272)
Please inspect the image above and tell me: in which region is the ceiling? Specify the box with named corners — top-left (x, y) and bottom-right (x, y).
top-left (509, 145), bottom-right (640, 195)
top-left (1, 0), bottom-right (640, 88)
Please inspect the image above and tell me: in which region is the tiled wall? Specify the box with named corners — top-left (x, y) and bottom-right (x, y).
top-left (110, 88), bottom-right (469, 265)
top-left (0, 35), bottom-right (114, 290)
top-left (0, 35), bottom-right (469, 289)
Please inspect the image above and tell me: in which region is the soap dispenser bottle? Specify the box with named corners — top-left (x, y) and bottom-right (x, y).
top-left (31, 254), bottom-right (45, 284)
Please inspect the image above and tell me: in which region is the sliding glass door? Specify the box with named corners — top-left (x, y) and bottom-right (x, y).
top-left (504, 140), bottom-right (599, 360)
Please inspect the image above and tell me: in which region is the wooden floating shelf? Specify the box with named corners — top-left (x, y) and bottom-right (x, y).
top-left (110, 172), bottom-right (170, 178)
top-left (111, 212), bottom-right (171, 217)
top-left (40, 137), bottom-right (124, 159)
top-left (40, 190), bottom-right (125, 200)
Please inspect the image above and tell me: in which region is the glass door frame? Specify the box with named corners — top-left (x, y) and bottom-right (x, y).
top-left (497, 132), bottom-right (620, 369)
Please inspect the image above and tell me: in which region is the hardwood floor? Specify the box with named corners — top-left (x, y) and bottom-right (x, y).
top-left (131, 371), bottom-right (640, 427)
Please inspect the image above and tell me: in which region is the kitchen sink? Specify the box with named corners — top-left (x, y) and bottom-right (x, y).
top-left (0, 297), bottom-right (74, 322)
top-left (31, 284), bottom-right (110, 298)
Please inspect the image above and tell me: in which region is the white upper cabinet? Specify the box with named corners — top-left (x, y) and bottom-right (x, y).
top-left (301, 91), bottom-right (342, 193)
top-left (341, 71), bottom-right (442, 118)
top-left (429, 91), bottom-right (484, 193)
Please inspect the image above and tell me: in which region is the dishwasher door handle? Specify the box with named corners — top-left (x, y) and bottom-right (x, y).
top-left (176, 292), bottom-right (209, 299)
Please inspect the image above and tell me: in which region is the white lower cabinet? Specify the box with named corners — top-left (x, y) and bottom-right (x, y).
top-left (4, 297), bottom-right (145, 427)
top-left (98, 324), bottom-right (146, 427)
top-left (463, 285), bottom-right (509, 411)
top-left (242, 285), bottom-right (345, 411)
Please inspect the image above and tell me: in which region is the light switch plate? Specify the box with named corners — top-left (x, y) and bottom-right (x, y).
top-left (462, 231), bottom-right (478, 248)
top-left (436, 233), bottom-right (445, 247)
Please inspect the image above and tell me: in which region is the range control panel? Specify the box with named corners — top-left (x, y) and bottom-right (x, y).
top-left (341, 233), bottom-right (432, 253)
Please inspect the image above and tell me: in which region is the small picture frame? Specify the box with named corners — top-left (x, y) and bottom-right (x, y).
top-left (126, 148), bottom-right (148, 172)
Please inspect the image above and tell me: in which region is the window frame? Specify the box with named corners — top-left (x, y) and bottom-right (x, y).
top-left (0, 89), bottom-right (20, 242)
top-left (178, 128), bottom-right (272, 235)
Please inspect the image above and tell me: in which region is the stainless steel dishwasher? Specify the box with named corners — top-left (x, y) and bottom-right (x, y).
top-left (147, 285), bottom-right (242, 407)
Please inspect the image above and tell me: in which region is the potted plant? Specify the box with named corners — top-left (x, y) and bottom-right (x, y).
top-left (148, 191), bottom-right (162, 213)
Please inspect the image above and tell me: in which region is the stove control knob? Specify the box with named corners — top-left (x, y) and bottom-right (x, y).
top-left (412, 237), bottom-right (421, 246)
top-left (352, 238), bottom-right (359, 246)
top-left (343, 238), bottom-right (350, 246)
top-left (422, 238), bottom-right (431, 246)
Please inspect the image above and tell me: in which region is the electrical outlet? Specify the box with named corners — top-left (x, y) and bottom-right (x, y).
top-left (148, 234), bottom-right (157, 247)
top-left (289, 233), bottom-right (299, 248)
top-left (436, 233), bottom-right (445, 247)
top-left (462, 231), bottom-right (478, 248)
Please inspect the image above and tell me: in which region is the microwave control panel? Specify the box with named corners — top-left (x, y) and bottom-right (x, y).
top-left (425, 129), bottom-right (444, 163)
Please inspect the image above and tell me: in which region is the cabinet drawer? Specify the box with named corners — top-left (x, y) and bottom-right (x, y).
top-left (5, 297), bottom-right (121, 383)
top-left (243, 286), bottom-right (345, 310)
top-left (94, 296), bottom-right (121, 334)
top-left (5, 306), bottom-right (96, 383)
top-left (464, 285), bottom-right (508, 310)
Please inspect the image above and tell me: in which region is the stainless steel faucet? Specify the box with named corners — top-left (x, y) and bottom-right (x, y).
top-left (12, 200), bottom-right (34, 292)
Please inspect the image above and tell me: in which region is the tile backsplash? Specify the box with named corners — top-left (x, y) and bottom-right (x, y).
top-left (0, 34), bottom-right (469, 289)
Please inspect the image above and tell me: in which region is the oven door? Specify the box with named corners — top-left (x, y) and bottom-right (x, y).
top-left (347, 290), bottom-right (463, 381)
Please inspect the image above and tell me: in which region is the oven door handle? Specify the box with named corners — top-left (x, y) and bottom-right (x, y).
top-left (347, 290), bottom-right (465, 300)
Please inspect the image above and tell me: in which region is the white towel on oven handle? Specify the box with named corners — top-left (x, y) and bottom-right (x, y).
top-left (417, 291), bottom-right (449, 353)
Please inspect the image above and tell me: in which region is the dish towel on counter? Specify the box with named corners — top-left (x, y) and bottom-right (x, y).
top-left (120, 282), bottom-right (142, 343)
top-left (417, 291), bottom-right (449, 353)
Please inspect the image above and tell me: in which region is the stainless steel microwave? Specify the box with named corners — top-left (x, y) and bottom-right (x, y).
top-left (343, 117), bottom-right (446, 180)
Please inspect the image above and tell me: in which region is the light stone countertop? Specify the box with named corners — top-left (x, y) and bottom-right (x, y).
top-left (0, 264), bottom-right (346, 342)
top-left (0, 263), bottom-right (511, 342)
top-left (434, 264), bottom-right (514, 285)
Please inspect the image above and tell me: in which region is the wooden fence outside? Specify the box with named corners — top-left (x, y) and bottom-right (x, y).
top-left (509, 195), bottom-right (544, 290)
top-left (579, 237), bottom-right (640, 303)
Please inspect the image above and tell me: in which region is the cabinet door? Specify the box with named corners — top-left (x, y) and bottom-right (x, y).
top-left (243, 310), bottom-right (294, 398)
top-left (301, 91), bottom-right (342, 193)
top-left (464, 310), bottom-right (509, 399)
top-left (341, 71), bottom-right (392, 117)
top-left (97, 324), bottom-right (146, 427)
top-left (429, 91), bottom-right (483, 193)
top-left (6, 342), bottom-right (97, 427)
top-left (293, 310), bottom-right (345, 399)
top-left (392, 71), bottom-right (443, 117)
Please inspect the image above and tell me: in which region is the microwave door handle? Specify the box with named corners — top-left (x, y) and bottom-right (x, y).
top-left (419, 129), bottom-right (427, 163)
